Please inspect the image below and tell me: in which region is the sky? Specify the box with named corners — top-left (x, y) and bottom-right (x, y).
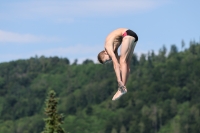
top-left (0, 0), bottom-right (200, 64)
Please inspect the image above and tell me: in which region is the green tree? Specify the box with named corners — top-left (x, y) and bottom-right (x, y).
top-left (82, 59), bottom-right (94, 64)
top-left (111, 128), bottom-right (117, 133)
top-left (169, 44), bottom-right (178, 57)
top-left (42, 90), bottom-right (65, 133)
top-left (120, 125), bottom-right (127, 133)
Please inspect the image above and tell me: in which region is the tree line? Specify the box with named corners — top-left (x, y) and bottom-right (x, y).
top-left (0, 40), bottom-right (200, 133)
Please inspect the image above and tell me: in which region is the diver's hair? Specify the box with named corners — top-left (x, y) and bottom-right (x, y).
top-left (97, 50), bottom-right (105, 64)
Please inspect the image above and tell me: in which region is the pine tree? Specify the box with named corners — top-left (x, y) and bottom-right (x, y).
top-left (42, 90), bottom-right (65, 133)
top-left (111, 128), bottom-right (117, 133)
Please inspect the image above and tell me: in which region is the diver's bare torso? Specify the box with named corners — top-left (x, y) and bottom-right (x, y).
top-left (104, 28), bottom-right (128, 54)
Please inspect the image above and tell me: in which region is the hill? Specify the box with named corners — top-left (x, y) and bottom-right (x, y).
top-left (0, 41), bottom-right (200, 133)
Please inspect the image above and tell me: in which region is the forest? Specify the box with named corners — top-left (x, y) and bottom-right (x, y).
top-left (0, 40), bottom-right (200, 133)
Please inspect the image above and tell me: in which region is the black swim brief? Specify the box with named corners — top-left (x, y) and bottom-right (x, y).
top-left (122, 29), bottom-right (138, 42)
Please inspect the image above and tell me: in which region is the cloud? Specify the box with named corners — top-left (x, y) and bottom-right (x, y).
top-left (30, 0), bottom-right (167, 15)
top-left (0, 54), bottom-right (24, 62)
top-left (32, 44), bottom-right (105, 64)
top-left (33, 44), bottom-right (102, 56)
top-left (0, 44), bottom-right (102, 63)
top-left (0, 43), bottom-right (150, 64)
top-left (0, 30), bottom-right (60, 43)
top-left (1, 0), bottom-right (170, 20)
top-left (55, 18), bottom-right (74, 24)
